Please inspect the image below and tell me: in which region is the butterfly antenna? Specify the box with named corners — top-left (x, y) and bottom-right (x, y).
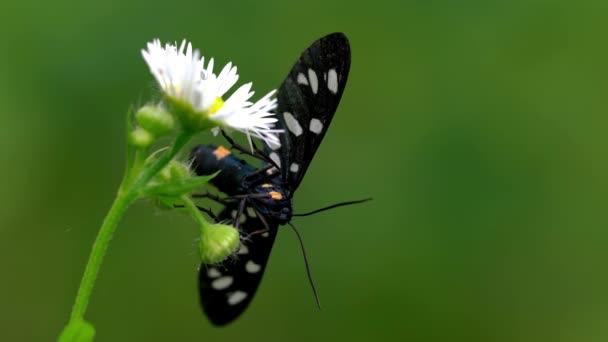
top-left (293, 198), bottom-right (372, 217)
top-left (288, 222), bottom-right (321, 309)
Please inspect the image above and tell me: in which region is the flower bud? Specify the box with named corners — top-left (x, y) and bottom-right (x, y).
top-left (148, 160), bottom-right (194, 209)
top-left (199, 223), bottom-right (240, 264)
top-left (58, 318), bottom-right (95, 342)
top-left (128, 127), bottom-right (155, 148)
top-left (135, 105), bottom-right (175, 136)
top-left (168, 160), bottom-right (192, 181)
top-left (156, 160), bottom-right (192, 182)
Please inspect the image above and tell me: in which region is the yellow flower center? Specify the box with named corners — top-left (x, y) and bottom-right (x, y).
top-left (209, 97), bottom-right (225, 114)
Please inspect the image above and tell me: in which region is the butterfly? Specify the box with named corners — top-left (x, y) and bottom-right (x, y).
top-left (190, 32), bottom-right (352, 325)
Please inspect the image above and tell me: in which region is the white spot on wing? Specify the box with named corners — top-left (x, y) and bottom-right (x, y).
top-left (212, 276), bottom-right (233, 290)
top-left (297, 72), bottom-right (308, 85)
top-left (207, 268), bottom-right (221, 278)
top-left (290, 163), bottom-right (300, 173)
top-left (283, 112), bottom-right (303, 136)
top-left (231, 210), bottom-right (237, 218)
top-left (245, 260), bottom-right (262, 273)
top-left (269, 152), bottom-right (281, 168)
top-left (308, 69), bottom-right (318, 94)
top-left (309, 118), bottom-right (323, 134)
top-left (247, 207), bottom-right (257, 218)
top-left (237, 244), bottom-right (249, 255)
top-left (227, 291), bottom-right (248, 305)
top-left (327, 69), bottom-right (338, 94)
top-left (261, 231), bottom-right (270, 238)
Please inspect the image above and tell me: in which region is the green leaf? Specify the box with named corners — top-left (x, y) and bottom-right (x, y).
top-left (142, 172), bottom-right (219, 197)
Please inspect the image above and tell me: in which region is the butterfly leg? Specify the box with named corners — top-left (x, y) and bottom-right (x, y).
top-left (220, 130), bottom-right (279, 170)
top-left (248, 228), bottom-right (270, 237)
top-left (193, 191), bottom-right (271, 204)
top-left (173, 205), bottom-right (219, 222)
top-left (232, 198), bottom-right (247, 230)
top-left (242, 164), bottom-right (282, 187)
top-left (243, 205), bottom-right (271, 238)
top-left (192, 192), bottom-right (231, 205)
top-left (197, 207), bottom-right (219, 222)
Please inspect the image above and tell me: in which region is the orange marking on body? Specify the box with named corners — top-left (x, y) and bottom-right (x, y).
top-left (213, 146), bottom-right (231, 160)
top-left (261, 183), bottom-right (272, 188)
top-left (268, 191), bottom-right (283, 200)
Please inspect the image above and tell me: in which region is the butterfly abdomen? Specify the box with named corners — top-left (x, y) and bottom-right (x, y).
top-left (190, 144), bottom-right (255, 196)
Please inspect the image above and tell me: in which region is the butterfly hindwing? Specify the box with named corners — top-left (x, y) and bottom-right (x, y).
top-left (270, 32), bottom-right (351, 190)
top-left (198, 202), bottom-right (279, 326)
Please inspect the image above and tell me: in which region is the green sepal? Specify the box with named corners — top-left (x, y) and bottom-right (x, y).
top-left (58, 318), bottom-right (95, 342)
top-left (142, 172), bottom-right (219, 197)
top-left (166, 96), bottom-right (220, 133)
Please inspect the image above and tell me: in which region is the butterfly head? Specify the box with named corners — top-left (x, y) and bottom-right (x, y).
top-left (252, 183), bottom-right (292, 224)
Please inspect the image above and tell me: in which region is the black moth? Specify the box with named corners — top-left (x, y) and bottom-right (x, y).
top-left (190, 33), bottom-right (351, 325)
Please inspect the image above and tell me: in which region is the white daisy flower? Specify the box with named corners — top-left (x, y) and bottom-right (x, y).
top-left (141, 39), bottom-right (281, 147)
top-left (142, 39), bottom-right (204, 109)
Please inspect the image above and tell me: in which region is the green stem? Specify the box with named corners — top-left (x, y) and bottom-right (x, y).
top-left (122, 149), bottom-right (146, 190)
top-left (67, 130), bottom-right (193, 322)
top-left (181, 195), bottom-right (211, 235)
top-left (69, 190), bottom-right (137, 320)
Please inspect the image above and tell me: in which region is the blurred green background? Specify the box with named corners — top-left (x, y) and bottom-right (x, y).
top-left (2, 0), bottom-right (608, 341)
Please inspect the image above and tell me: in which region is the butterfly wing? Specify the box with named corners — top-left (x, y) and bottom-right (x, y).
top-left (268, 32), bottom-right (351, 191)
top-left (198, 202), bottom-right (279, 326)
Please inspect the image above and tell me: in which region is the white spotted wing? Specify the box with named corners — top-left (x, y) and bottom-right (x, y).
top-left (271, 32), bottom-right (351, 191)
top-left (198, 202), bottom-right (278, 326)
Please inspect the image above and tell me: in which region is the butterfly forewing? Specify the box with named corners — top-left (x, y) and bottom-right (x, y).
top-left (198, 202), bottom-right (278, 326)
top-left (270, 32), bottom-right (351, 190)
